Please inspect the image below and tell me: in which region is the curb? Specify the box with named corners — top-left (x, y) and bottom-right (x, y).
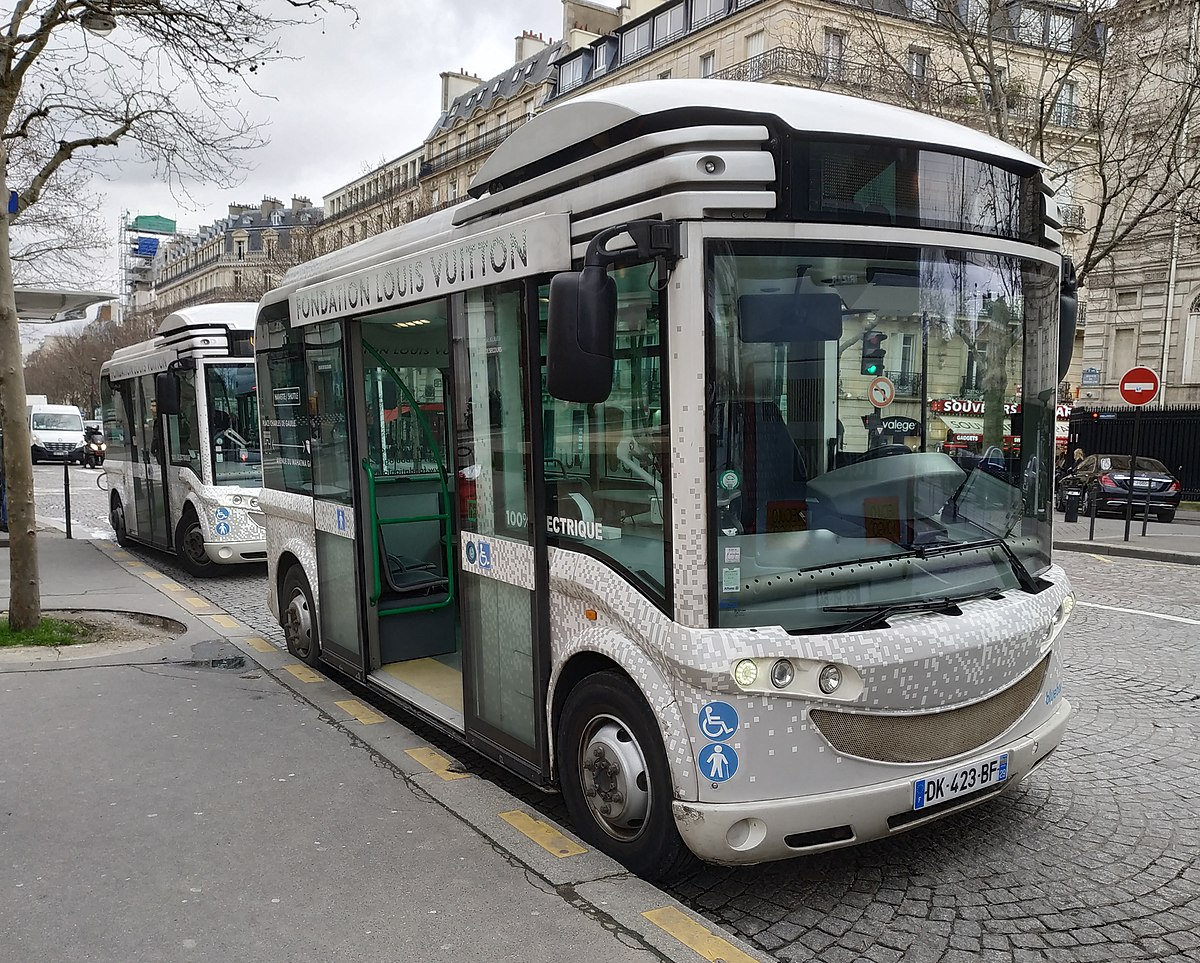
top-left (87, 538), bottom-right (770, 963)
top-left (1054, 539), bottom-right (1200, 565)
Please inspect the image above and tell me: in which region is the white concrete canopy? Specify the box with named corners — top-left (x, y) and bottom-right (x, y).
top-left (14, 288), bottom-right (116, 322)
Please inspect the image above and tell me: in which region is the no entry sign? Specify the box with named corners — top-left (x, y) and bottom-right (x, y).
top-left (1119, 366), bottom-right (1160, 406)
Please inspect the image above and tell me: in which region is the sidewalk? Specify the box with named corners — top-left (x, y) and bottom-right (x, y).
top-left (1055, 511), bottom-right (1200, 565)
top-left (0, 534), bottom-right (764, 963)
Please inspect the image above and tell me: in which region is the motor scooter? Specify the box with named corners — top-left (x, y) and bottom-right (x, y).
top-left (82, 424), bottom-right (107, 468)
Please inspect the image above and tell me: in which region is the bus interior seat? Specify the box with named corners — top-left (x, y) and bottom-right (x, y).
top-left (712, 401), bottom-right (809, 533)
top-left (375, 486), bottom-right (449, 602)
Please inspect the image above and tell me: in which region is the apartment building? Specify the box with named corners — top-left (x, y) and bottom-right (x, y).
top-left (152, 196), bottom-right (324, 312)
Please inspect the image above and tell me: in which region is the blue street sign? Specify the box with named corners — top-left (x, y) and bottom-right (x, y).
top-left (7, 191), bottom-right (17, 215)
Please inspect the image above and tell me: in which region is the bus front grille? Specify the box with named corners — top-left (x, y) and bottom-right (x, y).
top-left (809, 655), bottom-right (1050, 764)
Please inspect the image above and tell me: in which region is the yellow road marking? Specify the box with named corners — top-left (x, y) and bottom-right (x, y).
top-left (405, 746), bottom-right (470, 780)
top-left (113, 552), bottom-right (129, 559)
top-left (1088, 553), bottom-right (1114, 564)
top-left (208, 614), bottom-right (239, 629)
top-left (499, 810), bottom-right (586, 857)
top-left (183, 597), bottom-right (210, 610)
top-left (336, 699), bottom-right (387, 726)
top-left (282, 664), bottom-right (322, 683)
top-left (245, 637), bottom-right (276, 654)
top-left (126, 560), bottom-right (143, 567)
top-left (144, 572), bottom-right (164, 580)
top-left (642, 906), bottom-right (760, 963)
top-left (162, 583), bottom-right (184, 592)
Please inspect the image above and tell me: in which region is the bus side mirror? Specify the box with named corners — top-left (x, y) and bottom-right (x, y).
top-left (1058, 256), bottom-right (1078, 383)
top-left (547, 265), bottom-right (616, 404)
top-left (156, 373), bottom-right (181, 416)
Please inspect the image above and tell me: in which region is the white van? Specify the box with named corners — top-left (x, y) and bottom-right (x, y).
top-left (29, 403), bottom-right (85, 463)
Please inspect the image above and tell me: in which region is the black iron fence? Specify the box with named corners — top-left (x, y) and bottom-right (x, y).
top-left (1069, 406), bottom-right (1200, 500)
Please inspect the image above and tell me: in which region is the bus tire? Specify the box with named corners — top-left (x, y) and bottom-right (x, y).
top-left (557, 671), bottom-right (691, 882)
top-left (110, 495), bottom-right (130, 547)
top-left (174, 508), bottom-right (215, 577)
top-left (281, 566), bottom-right (320, 668)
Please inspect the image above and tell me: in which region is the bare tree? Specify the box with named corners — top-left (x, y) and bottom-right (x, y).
top-left (0, 1), bottom-right (355, 630)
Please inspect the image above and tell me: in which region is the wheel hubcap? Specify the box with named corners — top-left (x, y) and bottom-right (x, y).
top-left (285, 591), bottom-right (312, 658)
top-left (182, 523), bottom-right (210, 566)
top-left (578, 715), bottom-right (650, 841)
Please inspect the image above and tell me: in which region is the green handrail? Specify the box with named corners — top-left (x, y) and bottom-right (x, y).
top-left (360, 341), bottom-right (456, 616)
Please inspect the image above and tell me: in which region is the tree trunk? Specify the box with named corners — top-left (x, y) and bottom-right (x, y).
top-left (0, 182), bottom-right (41, 630)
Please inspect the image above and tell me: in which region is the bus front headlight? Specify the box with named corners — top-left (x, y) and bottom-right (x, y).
top-left (733, 659), bottom-right (758, 687)
top-left (818, 664), bottom-right (842, 694)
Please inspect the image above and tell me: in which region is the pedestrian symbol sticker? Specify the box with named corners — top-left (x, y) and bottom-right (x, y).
top-left (699, 743), bottom-right (738, 783)
top-left (214, 506), bottom-right (230, 521)
top-left (699, 701), bottom-right (738, 741)
top-left (214, 521), bottom-right (231, 537)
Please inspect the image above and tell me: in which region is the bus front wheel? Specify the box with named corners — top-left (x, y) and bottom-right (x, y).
top-left (557, 671), bottom-right (689, 881)
top-left (281, 566), bottom-right (320, 668)
top-left (110, 496), bottom-right (130, 547)
top-left (175, 509), bottom-right (215, 577)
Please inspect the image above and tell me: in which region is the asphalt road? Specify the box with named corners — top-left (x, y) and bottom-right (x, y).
top-left (29, 464), bottom-right (1200, 962)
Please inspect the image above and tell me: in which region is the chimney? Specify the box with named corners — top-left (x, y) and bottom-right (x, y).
top-left (515, 28), bottom-right (549, 62)
top-left (260, 196), bottom-right (283, 218)
top-left (228, 203), bottom-right (247, 218)
top-left (440, 69), bottom-right (482, 112)
top-left (291, 195), bottom-right (312, 211)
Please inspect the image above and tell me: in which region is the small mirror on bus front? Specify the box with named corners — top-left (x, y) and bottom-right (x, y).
top-left (547, 265), bottom-right (617, 404)
top-left (737, 292), bottom-right (844, 343)
top-left (155, 373), bottom-right (181, 416)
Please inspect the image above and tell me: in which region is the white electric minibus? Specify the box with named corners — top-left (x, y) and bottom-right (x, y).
top-left (254, 81), bottom-right (1076, 879)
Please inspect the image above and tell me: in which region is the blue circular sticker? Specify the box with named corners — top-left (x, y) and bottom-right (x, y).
top-left (699, 701), bottom-right (739, 742)
top-left (214, 521), bottom-right (231, 537)
top-left (465, 541), bottom-right (477, 565)
top-left (699, 743), bottom-right (739, 783)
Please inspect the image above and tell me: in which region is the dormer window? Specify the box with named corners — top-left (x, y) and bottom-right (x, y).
top-left (621, 20), bottom-right (652, 62)
top-left (559, 55), bottom-right (585, 91)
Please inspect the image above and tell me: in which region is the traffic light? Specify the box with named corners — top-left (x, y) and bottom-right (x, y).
top-left (860, 331), bottom-right (887, 376)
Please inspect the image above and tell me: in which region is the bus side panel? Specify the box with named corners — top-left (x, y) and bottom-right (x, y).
top-left (547, 548), bottom-right (698, 803)
top-left (259, 488), bottom-right (318, 621)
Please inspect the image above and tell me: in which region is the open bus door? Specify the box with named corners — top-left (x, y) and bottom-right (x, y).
top-left (351, 288), bottom-right (551, 783)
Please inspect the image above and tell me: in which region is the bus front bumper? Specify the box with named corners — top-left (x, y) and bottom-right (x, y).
top-left (203, 538), bottom-right (268, 565)
top-left (672, 697), bottom-right (1071, 866)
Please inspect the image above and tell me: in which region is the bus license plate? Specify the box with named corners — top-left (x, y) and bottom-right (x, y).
top-left (913, 752), bottom-right (1008, 811)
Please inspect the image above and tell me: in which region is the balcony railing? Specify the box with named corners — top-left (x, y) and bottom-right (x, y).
top-left (325, 180), bottom-right (417, 225)
top-left (889, 371), bottom-right (923, 396)
top-left (710, 47), bottom-right (1099, 132)
top-left (422, 115), bottom-right (531, 179)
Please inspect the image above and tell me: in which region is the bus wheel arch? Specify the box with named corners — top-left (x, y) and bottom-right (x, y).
top-left (280, 560), bottom-right (320, 668)
top-left (554, 663), bottom-right (692, 880)
top-left (174, 503), bottom-right (215, 577)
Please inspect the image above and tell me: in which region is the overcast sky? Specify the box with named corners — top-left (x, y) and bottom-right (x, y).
top-left (89, 0), bottom-right (613, 292)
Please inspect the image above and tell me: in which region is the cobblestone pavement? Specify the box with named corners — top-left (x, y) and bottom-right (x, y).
top-left (35, 468), bottom-right (1200, 961)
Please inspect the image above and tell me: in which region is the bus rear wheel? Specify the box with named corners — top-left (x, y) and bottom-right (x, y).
top-left (110, 496), bottom-right (130, 547)
top-left (557, 671), bottom-right (689, 881)
top-left (281, 566), bottom-right (320, 668)
top-left (175, 509), bottom-right (215, 577)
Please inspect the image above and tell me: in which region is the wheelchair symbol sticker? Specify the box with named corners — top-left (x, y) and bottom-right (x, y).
top-left (214, 507), bottom-right (230, 521)
top-left (699, 701), bottom-right (738, 742)
top-left (699, 743), bottom-right (739, 783)
top-left (477, 541), bottom-right (492, 569)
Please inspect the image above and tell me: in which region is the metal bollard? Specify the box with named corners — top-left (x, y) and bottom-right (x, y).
top-left (1142, 485), bottom-right (1151, 537)
top-left (63, 457), bottom-right (72, 540)
top-left (1088, 488), bottom-right (1097, 540)
top-left (1064, 490), bottom-right (1080, 524)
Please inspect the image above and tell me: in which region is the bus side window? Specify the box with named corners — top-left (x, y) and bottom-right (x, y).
top-left (167, 370), bottom-right (201, 476)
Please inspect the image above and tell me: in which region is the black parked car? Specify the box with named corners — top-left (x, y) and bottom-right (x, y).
top-left (1057, 454), bottom-right (1182, 522)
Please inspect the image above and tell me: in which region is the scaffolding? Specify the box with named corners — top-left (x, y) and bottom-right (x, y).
top-left (118, 211), bottom-right (177, 319)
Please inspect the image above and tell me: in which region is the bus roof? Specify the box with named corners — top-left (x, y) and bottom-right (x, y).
top-left (474, 80), bottom-right (1044, 194)
top-left (158, 302), bottom-right (258, 336)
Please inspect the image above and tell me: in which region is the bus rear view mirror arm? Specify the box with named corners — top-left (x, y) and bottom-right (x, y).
top-left (547, 219), bottom-right (681, 405)
top-left (1058, 256), bottom-right (1077, 383)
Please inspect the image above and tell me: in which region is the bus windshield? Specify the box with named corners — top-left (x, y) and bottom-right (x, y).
top-left (204, 363), bottom-right (262, 487)
top-left (708, 241), bottom-right (1057, 633)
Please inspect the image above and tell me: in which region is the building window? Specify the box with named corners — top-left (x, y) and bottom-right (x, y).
top-left (233, 269), bottom-right (242, 291)
top-left (1048, 12), bottom-right (1074, 49)
top-left (823, 30), bottom-right (845, 81)
top-left (1116, 289), bottom-right (1140, 309)
top-left (496, 110), bottom-right (507, 129)
top-left (1019, 6), bottom-right (1045, 44)
top-left (692, 0), bottom-right (726, 26)
top-left (908, 48), bottom-right (928, 91)
top-left (236, 239), bottom-right (245, 260)
top-left (1053, 81), bottom-right (1076, 126)
top-left (659, 69), bottom-right (673, 79)
top-left (654, 4), bottom-right (685, 46)
top-left (699, 51), bottom-right (715, 77)
top-left (746, 29), bottom-right (765, 59)
top-left (621, 20), bottom-right (652, 62)
top-left (909, 0), bottom-right (937, 21)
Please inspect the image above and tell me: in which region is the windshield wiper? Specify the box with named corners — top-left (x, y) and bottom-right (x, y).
top-left (945, 513), bottom-right (1041, 595)
top-left (823, 591), bottom-right (997, 634)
